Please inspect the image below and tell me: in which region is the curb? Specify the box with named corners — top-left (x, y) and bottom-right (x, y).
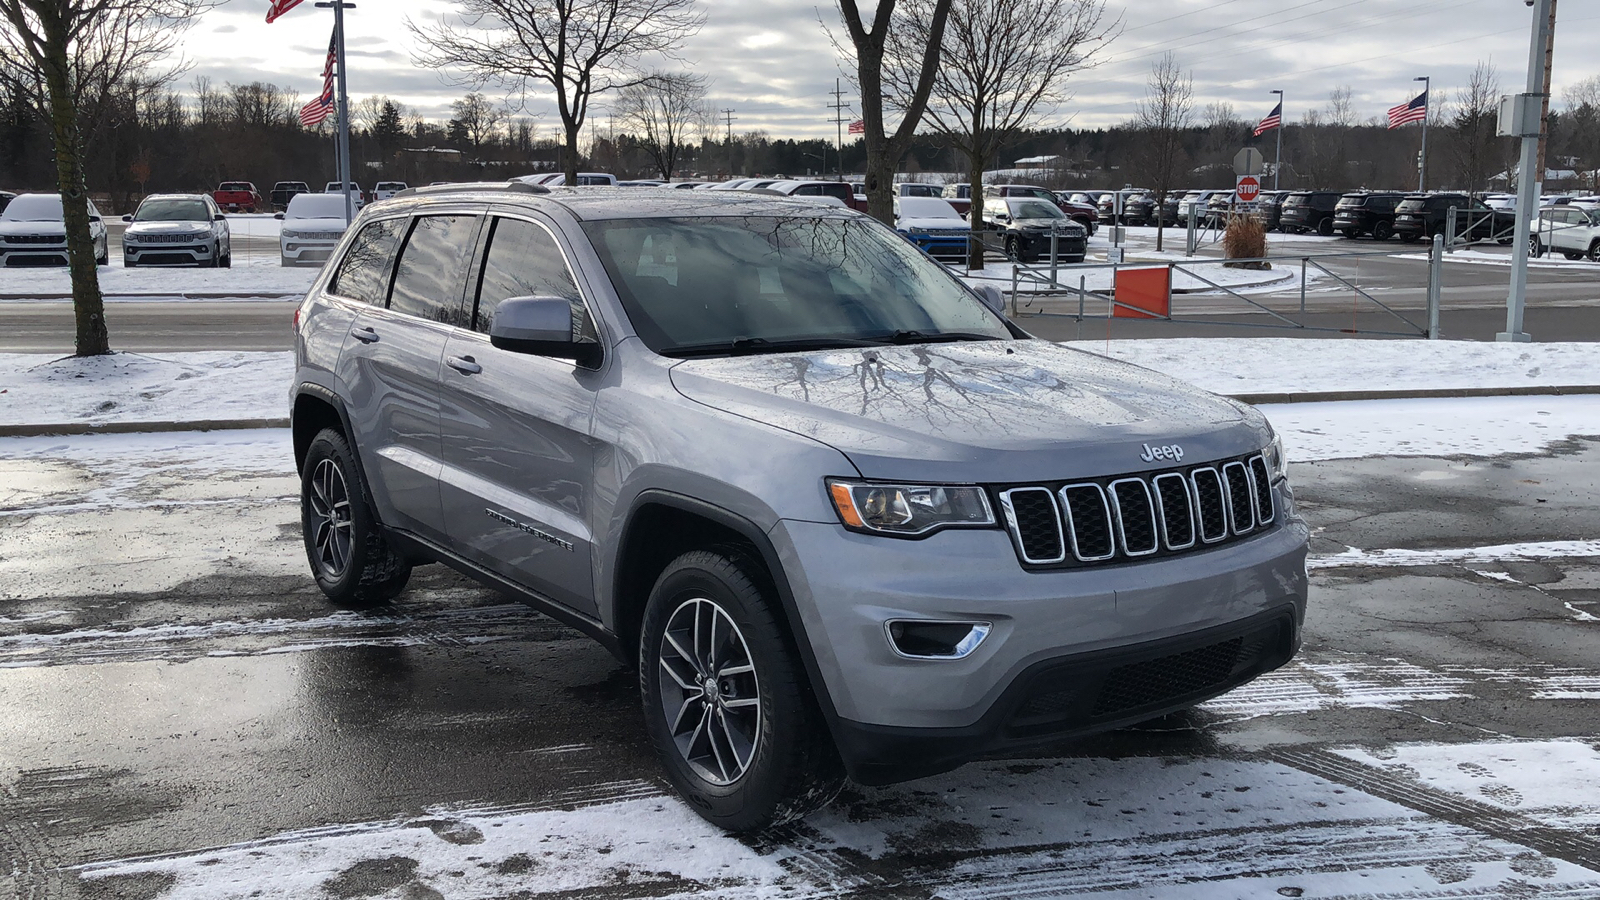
top-left (1231, 385), bottom-right (1600, 405)
top-left (0, 293), bottom-right (303, 303)
top-left (0, 418), bottom-right (290, 438)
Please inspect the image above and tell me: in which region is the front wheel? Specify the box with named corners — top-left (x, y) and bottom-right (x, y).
top-left (1589, 241), bottom-right (1600, 263)
top-left (640, 550), bottom-right (845, 832)
top-left (1004, 236), bottom-right (1023, 262)
top-left (1529, 236), bottom-right (1545, 257)
top-left (301, 428), bottom-right (411, 608)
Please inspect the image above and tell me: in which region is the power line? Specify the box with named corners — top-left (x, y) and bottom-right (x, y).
top-left (720, 108), bottom-right (737, 143)
top-left (826, 79), bottom-right (851, 180)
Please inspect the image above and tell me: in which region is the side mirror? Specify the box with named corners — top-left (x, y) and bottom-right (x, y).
top-left (274, 212), bottom-right (284, 220)
top-left (213, 213), bottom-right (226, 222)
top-left (489, 296), bottom-right (601, 368)
top-left (122, 214), bottom-right (133, 223)
top-left (974, 284), bottom-right (1006, 317)
top-left (88, 215), bottom-right (101, 223)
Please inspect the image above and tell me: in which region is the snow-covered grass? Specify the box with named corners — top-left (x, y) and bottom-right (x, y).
top-left (0, 351), bottom-right (291, 427)
top-left (1263, 395), bottom-right (1600, 460)
top-left (1396, 247), bottom-right (1600, 269)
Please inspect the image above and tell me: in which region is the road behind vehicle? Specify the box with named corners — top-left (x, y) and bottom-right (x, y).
top-left (1331, 191), bottom-right (1404, 240)
top-left (122, 194), bottom-right (230, 268)
top-left (212, 182), bottom-right (263, 213)
top-left (278, 192), bottom-right (350, 267)
top-left (0, 192), bottom-right (107, 267)
top-left (1531, 205), bottom-right (1600, 260)
top-left (271, 181), bottom-right (310, 211)
top-left (894, 195), bottom-right (969, 262)
top-left (290, 183), bottom-right (1306, 833)
top-left (1278, 191), bottom-right (1342, 236)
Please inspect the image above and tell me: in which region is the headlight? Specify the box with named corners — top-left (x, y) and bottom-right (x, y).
top-left (826, 479), bottom-right (995, 537)
top-left (1265, 433), bottom-right (1287, 482)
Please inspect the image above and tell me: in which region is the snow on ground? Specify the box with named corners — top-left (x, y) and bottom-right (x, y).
top-left (71, 754), bottom-right (1600, 899)
top-left (1261, 395), bottom-right (1600, 461)
top-left (0, 262), bottom-right (316, 298)
top-left (0, 351), bottom-right (291, 427)
top-left (1396, 248), bottom-right (1600, 269)
top-left (1311, 541), bottom-right (1600, 570)
top-left (1068, 337), bottom-right (1600, 395)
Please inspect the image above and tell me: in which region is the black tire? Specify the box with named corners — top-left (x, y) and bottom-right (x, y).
top-left (1589, 241), bottom-right (1600, 263)
top-left (1373, 221), bottom-right (1393, 241)
top-left (1562, 250), bottom-right (1582, 261)
top-left (301, 427), bottom-right (411, 608)
top-left (1399, 232), bottom-right (1419, 244)
top-left (220, 252), bottom-right (232, 268)
top-left (1530, 237), bottom-right (1545, 258)
top-left (1340, 228), bottom-right (1357, 239)
top-left (639, 549), bottom-right (845, 832)
top-left (1316, 217), bottom-right (1334, 237)
top-left (1004, 236), bottom-right (1022, 262)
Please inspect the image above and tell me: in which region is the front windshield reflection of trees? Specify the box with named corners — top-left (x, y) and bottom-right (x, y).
top-left (1008, 199), bottom-right (1063, 220)
top-left (136, 200), bottom-right (210, 222)
top-left (585, 216), bottom-right (1010, 356)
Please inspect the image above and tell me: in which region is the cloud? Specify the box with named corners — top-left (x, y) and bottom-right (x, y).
top-left (173, 0), bottom-right (1600, 137)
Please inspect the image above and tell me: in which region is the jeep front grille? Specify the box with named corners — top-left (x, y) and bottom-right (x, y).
top-left (998, 453), bottom-right (1274, 569)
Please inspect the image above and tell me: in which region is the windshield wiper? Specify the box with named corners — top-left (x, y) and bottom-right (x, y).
top-left (871, 330), bottom-right (1002, 346)
top-left (660, 336), bottom-right (881, 359)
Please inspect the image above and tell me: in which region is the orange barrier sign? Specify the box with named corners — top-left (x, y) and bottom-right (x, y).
top-left (1113, 266), bottom-right (1171, 319)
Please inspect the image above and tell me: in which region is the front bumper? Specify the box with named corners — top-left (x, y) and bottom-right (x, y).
top-left (771, 509), bottom-right (1308, 784)
top-left (1018, 232), bottom-right (1087, 258)
top-left (904, 231), bottom-right (969, 262)
top-left (0, 246), bottom-right (69, 266)
top-left (124, 242), bottom-right (215, 266)
top-left (281, 239), bottom-right (340, 266)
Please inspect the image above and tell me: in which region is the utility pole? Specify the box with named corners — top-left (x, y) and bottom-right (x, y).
top-left (721, 108), bottom-right (736, 143)
top-left (827, 79), bottom-right (851, 181)
top-left (1534, 0), bottom-right (1559, 201)
top-left (1270, 89), bottom-right (1283, 191)
top-left (1499, 0), bottom-right (1556, 343)
top-left (1415, 75), bottom-right (1430, 192)
top-left (315, 0), bottom-right (355, 225)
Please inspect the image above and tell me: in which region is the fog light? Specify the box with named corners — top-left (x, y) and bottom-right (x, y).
top-left (886, 620), bottom-right (991, 659)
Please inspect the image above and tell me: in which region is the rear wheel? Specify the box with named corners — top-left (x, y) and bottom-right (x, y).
top-left (639, 550), bottom-right (845, 832)
top-left (1373, 221), bottom-right (1393, 241)
top-left (1589, 241), bottom-right (1600, 263)
top-left (1340, 228), bottom-right (1357, 239)
top-left (1399, 232), bottom-right (1419, 243)
top-left (301, 428), bottom-right (411, 608)
top-left (1562, 250), bottom-right (1582, 261)
top-left (1316, 218), bottom-right (1334, 237)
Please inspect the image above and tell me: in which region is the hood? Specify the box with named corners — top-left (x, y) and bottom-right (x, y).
top-left (898, 217), bottom-right (967, 231)
top-left (669, 340), bottom-right (1269, 483)
top-left (127, 221), bottom-right (211, 235)
top-left (0, 220), bottom-right (65, 236)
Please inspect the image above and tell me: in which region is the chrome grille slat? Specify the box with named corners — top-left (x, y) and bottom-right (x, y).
top-left (1152, 472), bottom-right (1196, 550)
top-left (999, 488), bottom-right (1066, 565)
top-left (1191, 468), bottom-right (1229, 543)
top-left (1108, 478), bottom-right (1158, 556)
top-left (1059, 483), bottom-right (1115, 561)
top-left (1247, 455), bottom-right (1275, 525)
top-left (1222, 461), bottom-right (1255, 535)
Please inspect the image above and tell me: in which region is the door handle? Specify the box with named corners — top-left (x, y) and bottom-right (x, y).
top-left (446, 355), bottom-right (482, 375)
top-left (350, 326), bottom-right (379, 344)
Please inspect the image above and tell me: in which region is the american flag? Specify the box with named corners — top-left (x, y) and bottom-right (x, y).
top-left (1388, 91), bottom-right (1428, 129)
top-left (1252, 102), bottom-right (1281, 137)
top-left (265, 0), bottom-right (304, 23)
top-left (299, 88), bottom-right (335, 128)
top-left (848, 119), bottom-right (864, 135)
top-left (322, 32), bottom-right (336, 79)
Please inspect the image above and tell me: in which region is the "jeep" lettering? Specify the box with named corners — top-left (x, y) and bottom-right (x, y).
top-left (1139, 442), bottom-right (1185, 463)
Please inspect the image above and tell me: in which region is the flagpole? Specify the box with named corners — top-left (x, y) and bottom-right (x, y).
top-left (1415, 76), bottom-right (1429, 192)
top-left (318, 0), bottom-right (355, 226)
top-left (1271, 90), bottom-right (1283, 191)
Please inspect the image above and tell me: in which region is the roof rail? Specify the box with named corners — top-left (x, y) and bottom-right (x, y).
top-left (392, 181), bottom-right (551, 200)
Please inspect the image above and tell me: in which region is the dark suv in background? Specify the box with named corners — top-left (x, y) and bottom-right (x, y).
top-left (1393, 193), bottom-right (1517, 244)
top-left (1278, 191), bottom-right (1342, 235)
top-left (1331, 192), bottom-right (1404, 240)
top-left (290, 182), bottom-right (1306, 832)
top-left (1256, 191), bottom-right (1286, 231)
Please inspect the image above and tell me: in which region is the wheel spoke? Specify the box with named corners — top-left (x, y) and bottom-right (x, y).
top-left (669, 695), bottom-right (699, 733)
top-left (663, 632), bottom-right (703, 678)
top-left (722, 696), bottom-right (759, 709)
top-left (708, 708), bottom-right (733, 782)
top-left (717, 662), bottom-right (754, 677)
top-left (657, 593), bottom-right (762, 787)
top-left (658, 655), bottom-right (698, 692)
top-left (719, 708), bottom-right (755, 774)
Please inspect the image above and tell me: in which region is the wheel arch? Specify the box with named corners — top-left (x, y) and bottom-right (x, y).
top-left (292, 383), bottom-right (357, 478)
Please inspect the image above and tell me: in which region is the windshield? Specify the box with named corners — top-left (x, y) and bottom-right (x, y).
top-left (897, 197), bottom-right (962, 220)
top-left (0, 194), bottom-right (64, 222)
top-left (135, 199), bottom-right (210, 222)
top-left (285, 194), bottom-right (348, 219)
top-left (583, 216), bottom-right (1010, 357)
top-left (1007, 199), bottom-right (1063, 219)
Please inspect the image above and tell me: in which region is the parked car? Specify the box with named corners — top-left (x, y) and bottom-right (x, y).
top-left (212, 181), bottom-right (263, 213)
top-left (277, 192), bottom-right (350, 267)
top-left (894, 195), bottom-right (969, 263)
top-left (984, 184), bottom-right (1096, 233)
top-left (983, 195), bottom-right (1087, 262)
top-left (1159, 191), bottom-right (1187, 227)
top-left (514, 172), bottom-right (619, 187)
top-left (325, 181), bottom-right (367, 209)
top-left (1176, 190), bottom-right (1226, 224)
top-left (896, 183), bottom-right (944, 198)
top-left (291, 182), bottom-right (1306, 831)
top-left (0, 192), bottom-right (107, 267)
top-left (122, 193), bottom-right (230, 267)
top-left (939, 183), bottom-right (974, 217)
top-left (1277, 190), bottom-right (1342, 235)
top-left (1331, 192), bottom-right (1404, 240)
top-left (1097, 190), bottom-right (1155, 226)
top-left (270, 181), bottom-right (310, 211)
top-left (1066, 190), bottom-right (1111, 211)
top-left (0, 190), bottom-right (16, 215)
top-left (1392, 193), bottom-right (1516, 244)
top-left (1531, 205), bottom-right (1600, 260)
top-left (1256, 191), bottom-right (1287, 231)
top-left (617, 180), bottom-right (665, 187)
top-left (761, 180), bottom-right (863, 211)
top-left (372, 181), bottom-right (410, 202)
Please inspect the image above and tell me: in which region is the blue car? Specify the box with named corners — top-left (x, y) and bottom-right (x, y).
top-left (895, 196), bottom-right (970, 263)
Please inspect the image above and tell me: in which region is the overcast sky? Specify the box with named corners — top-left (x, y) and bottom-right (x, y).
top-left (186, 0), bottom-right (1600, 143)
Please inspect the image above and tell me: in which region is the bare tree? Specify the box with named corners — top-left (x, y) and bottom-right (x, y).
top-left (0, 0), bottom-right (209, 355)
top-left (1451, 61), bottom-right (1503, 194)
top-left (1564, 74), bottom-right (1600, 191)
top-left (615, 71), bottom-right (708, 181)
top-left (1130, 52), bottom-right (1192, 251)
top-left (884, 0), bottom-right (1112, 265)
top-left (831, 0), bottom-right (955, 224)
top-left (411, 0), bottom-right (704, 185)
top-left (448, 92), bottom-right (503, 153)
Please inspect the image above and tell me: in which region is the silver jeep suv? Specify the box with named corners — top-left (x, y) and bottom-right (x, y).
top-left (291, 183), bottom-right (1309, 831)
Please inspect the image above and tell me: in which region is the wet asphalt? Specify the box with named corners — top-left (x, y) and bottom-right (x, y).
top-left (1, 436), bottom-right (1598, 898)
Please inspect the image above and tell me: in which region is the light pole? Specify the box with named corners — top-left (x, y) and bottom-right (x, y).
top-left (1500, 0), bottom-right (1555, 343)
top-left (802, 151), bottom-right (826, 178)
top-left (1270, 89), bottom-right (1283, 191)
top-left (314, 0), bottom-right (355, 225)
top-left (1415, 75), bottom-right (1430, 192)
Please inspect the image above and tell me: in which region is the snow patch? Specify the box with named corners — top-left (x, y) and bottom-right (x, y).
top-left (1310, 540), bottom-right (1600, 569)
top-left (0, 351), bottom-right (292, 427)
top-left (1261, 396), bottom-right (1600, 461)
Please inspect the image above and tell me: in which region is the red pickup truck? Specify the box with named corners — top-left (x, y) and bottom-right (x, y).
top-left (212, 182), bottom-right (263, 213)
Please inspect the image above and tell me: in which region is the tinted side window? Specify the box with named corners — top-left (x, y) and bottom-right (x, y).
top-left (330, 218), bottom-right (405, 305)
top-left (389, 215), bottom-right (478, 324)
top-left (474, 217), bottom-right (595, 343)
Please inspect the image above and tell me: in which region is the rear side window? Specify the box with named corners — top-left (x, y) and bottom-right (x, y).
top-left (389, 215), bottom-right (478, 324)
top-left (474, 216), bottom-right (594, 342)
top-left (330, 217), bottom-right (405, 305)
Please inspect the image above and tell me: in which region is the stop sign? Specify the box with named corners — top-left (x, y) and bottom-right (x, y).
top-left (1236, 175), bottom-right (1261, 203)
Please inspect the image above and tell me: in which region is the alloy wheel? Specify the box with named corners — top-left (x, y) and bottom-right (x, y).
top-left (308, 457), bottom-right (354, 578)
top-left (657, 597), bottom-right (761, 786)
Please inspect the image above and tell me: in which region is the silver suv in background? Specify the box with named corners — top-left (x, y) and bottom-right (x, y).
top-left (0, 193), bottom-right (107, 267)
top-left (291, 183), bottom-right (1308, 832)
top-left (122, 194), bottom-right (230, 268)
top-left (277, 193), bottom-right (350, 266)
